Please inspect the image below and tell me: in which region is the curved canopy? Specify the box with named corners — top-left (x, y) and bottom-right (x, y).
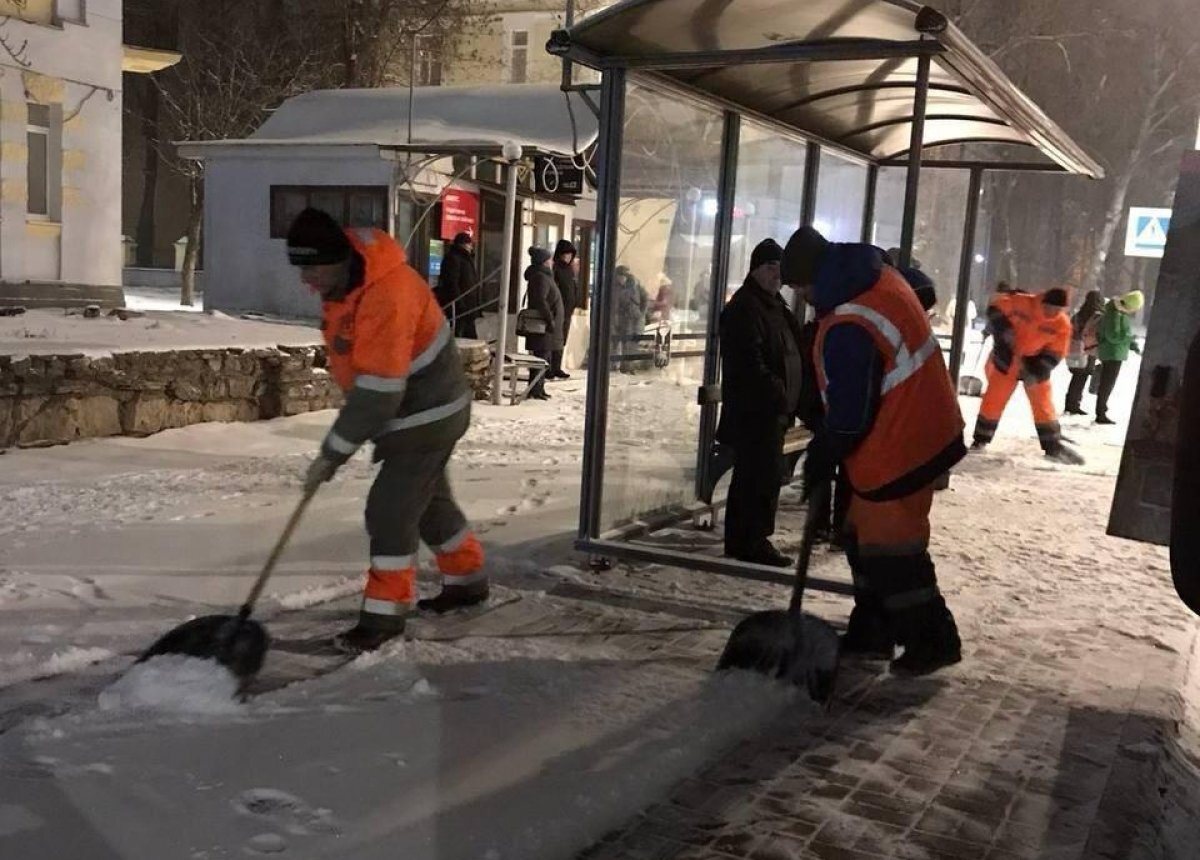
top-left (550, 0), bottom-right (1102, 177)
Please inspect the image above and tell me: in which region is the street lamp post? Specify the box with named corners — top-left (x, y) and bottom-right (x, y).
top-left (491, 142), bottom-right (523, 406)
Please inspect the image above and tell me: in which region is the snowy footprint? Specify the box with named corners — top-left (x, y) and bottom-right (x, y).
top-left (233, 788), bottom-right (339, 837)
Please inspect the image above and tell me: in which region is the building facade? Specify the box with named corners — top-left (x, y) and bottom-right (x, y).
top-left (0, 1), bottom-right (159, 304)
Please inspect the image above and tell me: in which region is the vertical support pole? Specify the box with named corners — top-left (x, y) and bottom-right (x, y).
top-left (695, 112), bottom-right (740, 500)
top-left (861, 163), bottom-right (879, 243)
top-left (949, 167), bottom-right (984, 386)
top-left (578, 68), bottom-right (626, 541)
top-left (898, 52), bottom-right (931, 269)
top-left (561, 0), bottom-right (576, 91)
top-left (801, 142), bottom-right (821, 227)
top-left (491, 155), bottom-right (522, 405)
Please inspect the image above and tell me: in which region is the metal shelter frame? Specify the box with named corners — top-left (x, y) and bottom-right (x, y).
top-left (550, 0), bottom-right (1102, 588)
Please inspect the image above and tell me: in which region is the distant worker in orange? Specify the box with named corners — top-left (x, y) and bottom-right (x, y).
top-left (288, 208), bottom-right (486, 654)
top-left (971, 287), bottom-right (1084, 464)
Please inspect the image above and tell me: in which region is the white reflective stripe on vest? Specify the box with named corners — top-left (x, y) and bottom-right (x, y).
top-left (830, 303), bottom-right (939, 395)
top-left (355, 373), bottom-right (408, 393)
top-left (371, 554), bottom-right (415, 571)
top-left (362, 597), bottom-right (411, 615)
top-left (381, 391), bottom-right (472, 433)
top-left (833, 302), bottom-right (904, 351)
top-left (324, 430), bottom-right (360, 455)
top-left (409, 323), bottom-right (452, 375)
top-left (882, 334), bottom-right (940, 394)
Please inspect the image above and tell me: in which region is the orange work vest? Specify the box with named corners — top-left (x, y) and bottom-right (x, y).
top-left (815, 266), bottom-right (965, 500)
top-left (992, 291), bottom-right (1071, 360)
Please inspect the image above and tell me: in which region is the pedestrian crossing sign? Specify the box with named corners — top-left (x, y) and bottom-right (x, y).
top-left (1124, 207), bottom-right (1172, 258)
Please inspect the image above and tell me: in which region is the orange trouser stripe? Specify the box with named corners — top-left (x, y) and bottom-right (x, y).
top-left (435, 532), bottom-right (485, 576)
top-left (846, 485), bottom-right (934, 558)
top-left (364, 567), bottom-right (417, 605)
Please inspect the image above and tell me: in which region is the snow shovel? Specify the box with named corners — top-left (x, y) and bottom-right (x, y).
top-left (137, 484), bottom-right (319, 682)
top-left (716, 482), bottom-right (840, 704)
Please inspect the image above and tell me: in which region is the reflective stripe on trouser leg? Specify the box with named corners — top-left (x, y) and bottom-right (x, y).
top-left (1025, 378), bottom-right (1062, 451)
top-left (360, 565), bottom-right (416, 632)
top-left (419, 468), bottom-right (486, 586)
top-left (975, 360), bottom-right (1019, 443)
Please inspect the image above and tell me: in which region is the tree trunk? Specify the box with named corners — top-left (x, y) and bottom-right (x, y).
top-left (1079, 163), bottom-right (1136, 300)
top-left (135, 80), bottom-right (161, 268)
top-left (181, 178), bottom-right (203, 307)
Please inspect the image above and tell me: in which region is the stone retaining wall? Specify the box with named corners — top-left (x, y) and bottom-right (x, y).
top-left (0, 340), bottom-right (493, 449)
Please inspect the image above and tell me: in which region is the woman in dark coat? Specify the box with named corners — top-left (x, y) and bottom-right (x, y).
top-left (438, 232), bottom-right (480, 338)
top-left (551, 239), bottom-right (580, 379)
top-left (523, 246), bottom-right (563, 401)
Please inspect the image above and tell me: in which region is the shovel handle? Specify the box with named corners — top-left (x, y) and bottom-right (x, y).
top-left (789, 480), bottom-right (832, 615)
top-left (238, 484), bottom-right (319, 617)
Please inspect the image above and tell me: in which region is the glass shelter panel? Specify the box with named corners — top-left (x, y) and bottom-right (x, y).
top-left (873, 167), bottom-right (973, 331)
top-left (728, 121), bottom-right (808, 299)
top-left (599, 83), bottom-right (725, 531)
top-left (813, 151), bottom-right (868, 242)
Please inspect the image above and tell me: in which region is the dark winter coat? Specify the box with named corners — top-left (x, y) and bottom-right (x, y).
top-left (716, 276), bottom-right (806, 447)
top-left (523, 264), bottom-right (564, 354)
top-left (437, 244), bottom-right (480, 321)
top-left (553, 260), bottom-right (580, 312)
top-left (615, 272), bottom-right (649, 340)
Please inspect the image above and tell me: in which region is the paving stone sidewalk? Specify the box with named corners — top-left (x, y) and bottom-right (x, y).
top-left (576, 459), bottom-right (1200, 860)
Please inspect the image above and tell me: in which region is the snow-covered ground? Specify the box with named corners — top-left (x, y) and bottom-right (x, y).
top-left (0, 315), bottom-right (1191, 859)
top-left (0, 304), bottom-right (318, 357)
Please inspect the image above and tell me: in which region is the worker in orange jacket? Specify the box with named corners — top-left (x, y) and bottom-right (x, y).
top-left (782, 227), bottom-right (966, 676)
top-left (287, 208), bottom-right (486, 653)
top-left (972, 287), bottom-right (1085, 464)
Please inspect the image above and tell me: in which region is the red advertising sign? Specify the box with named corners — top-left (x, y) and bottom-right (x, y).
top-left (440, 187), bottom-right (479, 240)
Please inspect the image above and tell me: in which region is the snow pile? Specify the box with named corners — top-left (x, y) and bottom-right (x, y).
top-left (0, 646), bottom-right (113, 686)
top-left (97, 655), bottom-right (242, 716)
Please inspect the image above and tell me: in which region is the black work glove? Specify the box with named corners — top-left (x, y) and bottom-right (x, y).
top-left (802, 434), bottom-right (838, 501)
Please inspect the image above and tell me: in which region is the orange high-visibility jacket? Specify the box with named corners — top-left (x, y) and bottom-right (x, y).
top-left (992, 291), bottom-right (1071, 360)
top-left (318, 228), bottom-right (470, 463)
top-left (815, 266), bottom-right (966, 500)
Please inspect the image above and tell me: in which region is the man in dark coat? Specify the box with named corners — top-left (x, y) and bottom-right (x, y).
top-left (551, 239), bottom-right (580, 380)
top-left (523, 246), bottom-right (563, 401)
top-left (438, 232), bottom-right (481, 338)
top-left (716, 238), bottom-right (805, 567)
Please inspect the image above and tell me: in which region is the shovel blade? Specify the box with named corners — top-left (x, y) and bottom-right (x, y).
top-left (717, 610), bottom-right (840, 704)
top-left (139, 614), bottom-right (270, 681)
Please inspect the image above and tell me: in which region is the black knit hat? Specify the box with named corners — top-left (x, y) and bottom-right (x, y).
top-left (749, 238), bottom-right (783, 271)
top-left (287, 208), bottom-right (351, 266)
top-left (554, 238), bottom-right (578, 259)
top-left (453, 232), bottom-right (473, 246)
top-left (1042, 287), bottom-right (1069, 308)
top-left (529, 246), bottom-right (552, 267)
top-left (780, 226), bottom-right (829, 286)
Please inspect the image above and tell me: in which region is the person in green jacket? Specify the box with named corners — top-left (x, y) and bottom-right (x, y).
top-left (1095, 290), bottom-right (1144, 425)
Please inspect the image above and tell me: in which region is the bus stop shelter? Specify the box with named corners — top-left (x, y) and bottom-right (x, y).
top-left (548, 0), bottom-right (1103, 589)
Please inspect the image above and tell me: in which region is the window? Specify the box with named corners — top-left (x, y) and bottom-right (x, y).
top-left (27, 103), bottom-right (50, 217)
top-left (414, 33), bottom-right (442, 86)
top-left (269, 186), bottom-right (389, 239)
top-left (508, 29), bottom-right (528, 84)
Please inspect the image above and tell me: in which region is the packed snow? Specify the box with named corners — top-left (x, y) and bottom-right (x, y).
top-left (96, 655), bottom-right (243, 716)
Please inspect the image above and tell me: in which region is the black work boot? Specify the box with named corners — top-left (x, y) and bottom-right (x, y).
top-left (333, 623), bottom-right (404, 654)
top-left (841, 601), bottom-right (895, 659)
top-left (891, 601), bottom-right (962, 676)
top-left (417, 580), bottom-right (490, 615)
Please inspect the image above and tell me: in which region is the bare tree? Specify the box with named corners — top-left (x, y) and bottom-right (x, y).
top-left (127, 0), bottom-right (322, 305)
top-left (0, 0), bottom-right (32, 68)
